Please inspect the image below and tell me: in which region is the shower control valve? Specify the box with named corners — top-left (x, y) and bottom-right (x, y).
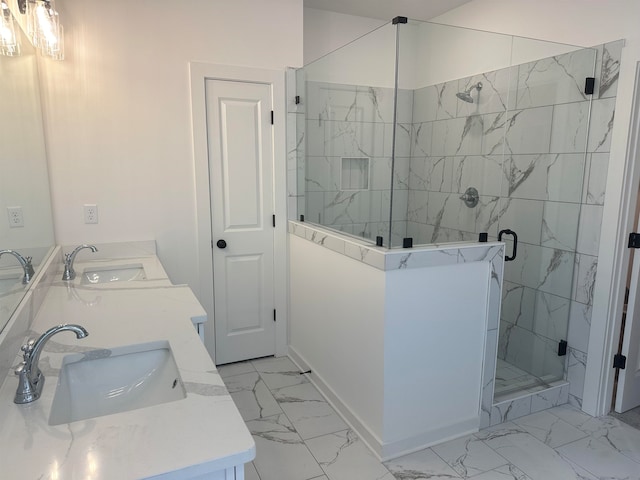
top-left (460, 187), bottom-right (479, 208)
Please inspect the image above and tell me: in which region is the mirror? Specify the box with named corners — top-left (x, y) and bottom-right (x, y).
top-left (0, 15), bottom-right (56, 334)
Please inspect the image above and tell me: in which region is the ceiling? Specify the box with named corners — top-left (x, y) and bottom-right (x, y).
top-left (303, 0), bottom-right (475, 22)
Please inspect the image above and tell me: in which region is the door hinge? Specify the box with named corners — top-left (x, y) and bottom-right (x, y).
top-left (273, 309), bottom-right (276, 322)
top-left (211, 239), bottom-right (213, 249)
top-left (558, 339), bottom-right (568, 356)
top-left (295, 95), bottom-right (300, 105)
top-left (272, 214), bottom-right (276, 227)
top-left (628, 232), bottom-right (640, 248)
top-left (613, 353), bottom-right (627, 369)
top-left (584, 77), bottom-right (595, 95)
top-left (270, 110), bottom-right (274, 125)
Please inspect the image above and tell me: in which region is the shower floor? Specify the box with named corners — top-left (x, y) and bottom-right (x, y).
top-left (494, 358), bottom-right (563, 403)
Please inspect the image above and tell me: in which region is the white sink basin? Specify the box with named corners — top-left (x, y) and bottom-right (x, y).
top-left (0, 274), bottom-right (22, 295)
top-left (81, 264), bottom-right (146, 285)
top-left (49, 340), bottom-right (186, 425)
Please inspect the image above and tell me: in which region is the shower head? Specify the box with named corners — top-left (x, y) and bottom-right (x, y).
top-left (456, 82), bottom-right (483, 103)
top-left (456, 91), bottom-right (475, 103)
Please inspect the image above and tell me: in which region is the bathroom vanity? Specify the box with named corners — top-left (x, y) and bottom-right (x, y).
top-left (0, 243), bottom-right (255, 479)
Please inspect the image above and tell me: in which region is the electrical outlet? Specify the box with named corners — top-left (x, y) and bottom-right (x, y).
top-left (7, 206), bottom-right (24, 228)
top-left (84, 204), bottom-right (98, 224)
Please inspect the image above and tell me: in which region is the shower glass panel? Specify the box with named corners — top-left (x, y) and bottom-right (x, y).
top-left (301, 22), bottom-right (398, 245)
top-left (296, 19), bottom-right (598, 401)
top-left (495, 37), bottom-right (597, 400)
top-left (395, 20), bottom-right (515, 248)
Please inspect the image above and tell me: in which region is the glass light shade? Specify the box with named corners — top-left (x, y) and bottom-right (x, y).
top-left (41, 22), bottom-right (62, 59)
top-left (0, 1), bottom-right (20, 56)
top-left (27, 0), bottom-right (64, 60)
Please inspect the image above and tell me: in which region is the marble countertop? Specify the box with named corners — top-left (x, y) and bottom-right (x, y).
top-left (0, 269), bottom-right (255, 478)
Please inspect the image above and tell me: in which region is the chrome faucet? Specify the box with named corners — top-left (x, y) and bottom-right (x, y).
top-left (62, 244), bottom-right (98, 281)
top-left (14, 324), bottom-right (89, 404)
top-left (0, 249), bottom-right (35, 284)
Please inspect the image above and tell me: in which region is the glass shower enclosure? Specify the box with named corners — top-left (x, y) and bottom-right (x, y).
top-left (294, 18), bottom-right (598, 402)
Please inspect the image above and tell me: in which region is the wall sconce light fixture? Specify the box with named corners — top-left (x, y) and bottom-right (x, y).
top-left (0, 0), bottom-right (20, 56)
top-left (18, 0), bottom-right (64, 60)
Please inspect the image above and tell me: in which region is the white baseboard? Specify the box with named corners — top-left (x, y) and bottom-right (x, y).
top-left (288, 346), bottom-right (479, 461)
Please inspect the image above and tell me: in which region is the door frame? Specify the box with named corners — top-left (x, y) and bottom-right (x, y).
top-left (583, 62), bottom-right (640, 416)
top-left (189, 62), bottom-right (288, 361)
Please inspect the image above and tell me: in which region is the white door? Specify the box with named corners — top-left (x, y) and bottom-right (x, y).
top-left (206, 79), bottom-right (276, 365)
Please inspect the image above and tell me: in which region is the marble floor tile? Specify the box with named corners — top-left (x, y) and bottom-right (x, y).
top-left (244, 461), bottom-right (260, 480)
top-left (217, 360), bottom-right (256, 378)
top-left (545, 404), bottom-right (593, 430)
top-left (577, 415), bottom-right (640, 463)
top-left (556, 436), bottom-right (640, 480)
top-left (223, 372), bottom-right (283, 421)
top-left (273, 382), bottom-right (348, 440)
top-left (549, 456), bottom-right (599, 480)
top-left (512, 411), bottom-right (588, 448)
top-left (247, 413), bottom-right (325, 480)
top-left (468, 464), bottom-right (532, 480)
top-left (224, 356), bottom-right (640, 480)
top-left (306, 429), bottom-right (395, 480)
top-left (477, 423), bottom-right (594, 480)
top-left (430, 434), bottom-right (507, 478)
top-left (384, 447), bottom-right (462, 479)
top-left (252, 356), bottom-right (310, 390)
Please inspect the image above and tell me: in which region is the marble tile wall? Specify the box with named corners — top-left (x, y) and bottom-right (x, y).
top-left (300, 79), bottom-right (414, 245)
top-left (406, 40), bottom-right (622, 408)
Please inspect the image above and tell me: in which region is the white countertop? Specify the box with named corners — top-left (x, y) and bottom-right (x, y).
top-left (0, 259), bottom-right (255, 478)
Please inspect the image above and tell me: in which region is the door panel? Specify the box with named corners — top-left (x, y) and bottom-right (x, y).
top-left (225, 254), bottom-right (263, 333)
top-left (220, 98), bottom-right (263, 229)
top-left (206, 79), bottom-right (276, 365)
top-left (616, 242), bottom-right (640, 412)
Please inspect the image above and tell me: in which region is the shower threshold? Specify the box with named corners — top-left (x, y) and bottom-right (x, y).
top-left (494, 359), bottom-right (565, 403)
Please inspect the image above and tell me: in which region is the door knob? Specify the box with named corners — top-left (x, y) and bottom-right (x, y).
top-left (216, 239), bottom-right (227, 249)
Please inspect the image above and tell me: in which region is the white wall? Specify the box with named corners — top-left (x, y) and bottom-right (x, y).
top-left (37, 0), bottom-right (303, 301)
top-left (303, 9), bottom-right (397, 88)
top-left (304, 8), bottom-right (386, 64)
top-left (289, 234), bottom-right (386, 443)
top-left (303, 7), bottom-right (584, 90)
top-left (383, 262), bottom-right (488, 451)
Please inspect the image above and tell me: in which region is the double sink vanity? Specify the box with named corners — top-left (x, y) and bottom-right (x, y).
top-left (0, 241), bottom-right (255, 479)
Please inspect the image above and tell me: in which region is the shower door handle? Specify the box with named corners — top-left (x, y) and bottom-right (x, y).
top-left (498, 229), bottom-right (518, 262)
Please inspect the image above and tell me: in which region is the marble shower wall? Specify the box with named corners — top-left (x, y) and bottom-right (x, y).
top-left (406, 40), bottom-right (622, 406)
top-left (302, 80), bottom-right (414, 245)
